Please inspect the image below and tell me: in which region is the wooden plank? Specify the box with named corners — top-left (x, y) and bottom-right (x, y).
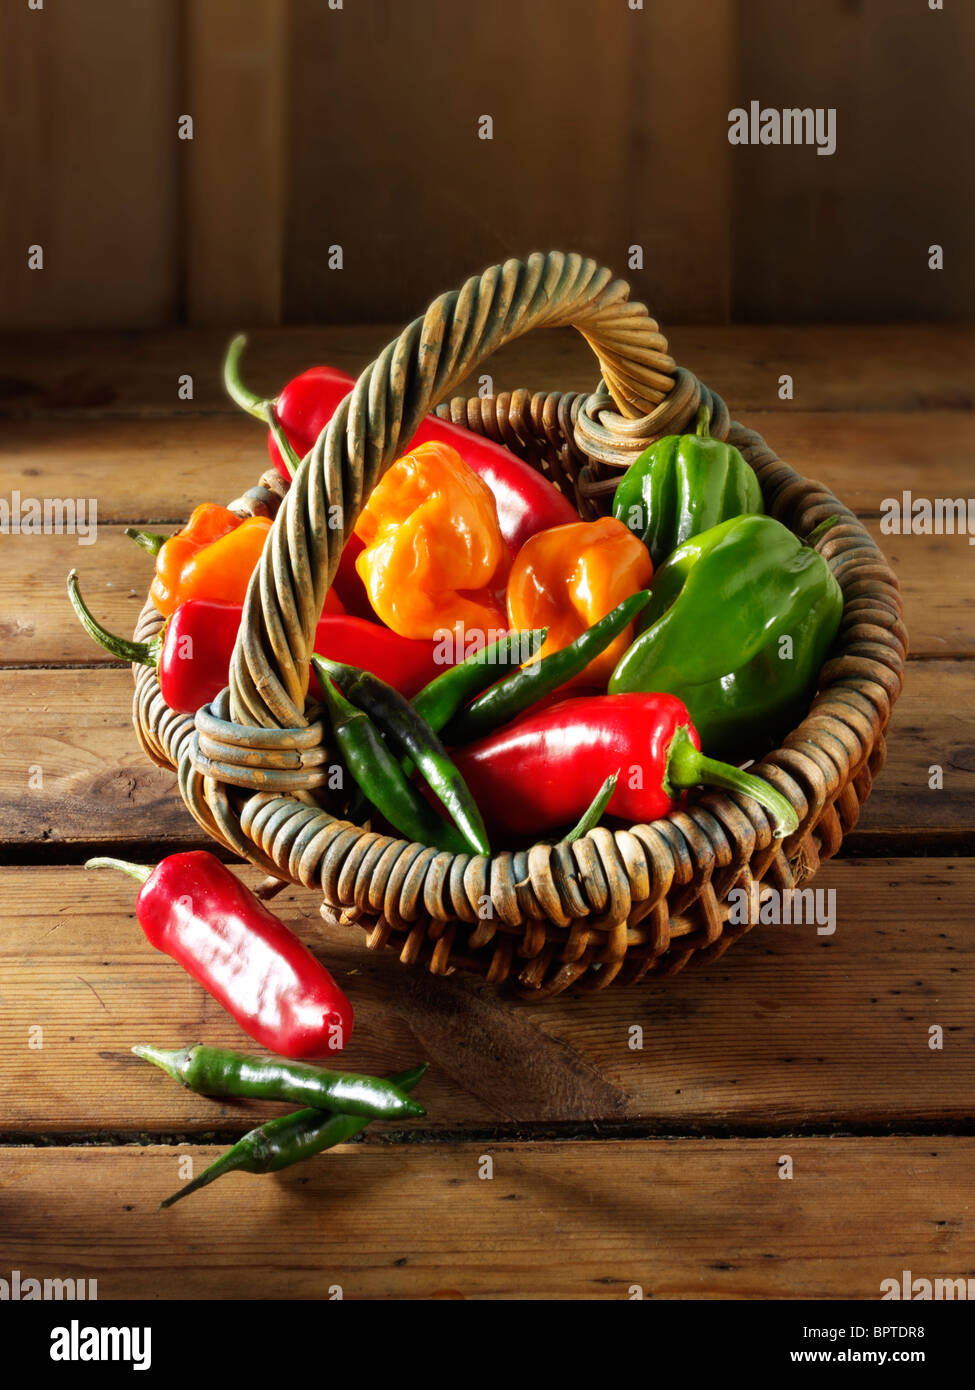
top-left (285, 0), bottom-right (733, 325)
top-left (1, 859), bottom-right (972, 1134)
top-left (183, 0), bottom-right (287, 325)
top-left (0, 1), bottom-right (178, 329)
top-left (1, 1137), bottom-right (972, 1299)
top-left (4, 521), bottom-right (965, 668)
top-left (733, 0), bottom-right (975, 323)
top-left (4, 411), bottom-right (973, 524)
top-left (0, 658), bottom-right (970, 854)
top-left (1, 325), bottom-right (971, 417)
top-left (0, 669), bottom-right (202, 851)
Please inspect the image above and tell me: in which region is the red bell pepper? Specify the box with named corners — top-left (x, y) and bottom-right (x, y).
top-left (67, 574), bottom-right (448, 714)
top-left (452, 692), bottom-right (799, 840)
top-left (87, 853), bottom-right (353, 1058)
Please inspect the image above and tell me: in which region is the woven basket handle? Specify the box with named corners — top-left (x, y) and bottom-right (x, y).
top-left (228, 251), bottom-right (678, 730)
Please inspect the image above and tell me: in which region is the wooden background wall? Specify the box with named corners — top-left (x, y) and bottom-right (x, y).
top-left (0, 0), bottom-right (970, 329)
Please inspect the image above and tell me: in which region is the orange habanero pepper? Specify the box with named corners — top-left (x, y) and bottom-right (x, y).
top-left (506, 516), bottom-right (653, 686)
top-left (149, 503), bottom-right (273, 617)
top-left (353, 440), bottom-right (509, 642)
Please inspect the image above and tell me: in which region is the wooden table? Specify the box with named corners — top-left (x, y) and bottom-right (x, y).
top-left (1, 324), bottom-right (973, 1300)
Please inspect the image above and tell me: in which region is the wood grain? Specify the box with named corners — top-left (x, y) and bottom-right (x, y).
top-left (0, 1), bottom-right (178, 329)
top-left (1, 325), bottom-right (971, 417)
top-left (4, 410), bottom-right (974, 523)
top-left (1, 859), bottom-right (971, 1134)
top-left (183, 0), bottom-right (287, 325)
top-left (1, 1137), bottom-right (972, 1299)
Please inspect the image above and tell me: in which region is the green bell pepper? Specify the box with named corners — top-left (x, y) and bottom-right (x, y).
top-left (612, 405), bottom-right (764, 568)
top-left (608, 513), bottom-right (844, 759)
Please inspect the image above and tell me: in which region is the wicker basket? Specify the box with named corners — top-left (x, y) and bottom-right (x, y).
top-left (131, 253), bottom-right (907, 1000)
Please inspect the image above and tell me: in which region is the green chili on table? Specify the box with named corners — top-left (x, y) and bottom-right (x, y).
top-left (133, 1043), bottom-right (425, 1119)
top-left (314, 656), bottom-right (490, 856)
top-left (443, 590), bottom-right (652, 745)
top-left (159, 1063), bottom-right (428, 1208)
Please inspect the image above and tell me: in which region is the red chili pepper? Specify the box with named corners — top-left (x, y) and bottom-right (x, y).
top-left (67, 574), bottom-right (448, 714)
top-left (452, 692), bottom-right (799, 840)
top-left (266, 365), bottom-right (579, 554)
top-left (87, 853), bottom-right (353, 1059)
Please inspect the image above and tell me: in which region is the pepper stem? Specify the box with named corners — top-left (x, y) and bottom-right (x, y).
top-left (802, 515), bottom-right (841, 549)
top-left (565, 772), bottom-right (619, 842)
top-left (664, 725), bottom-right (799, 839)
top-left (67, 572), bottom-right (160, 668)
top-left (693, 403), bottom-right (712, 437)
top-left (222, 333), bottom-right (301, 481)
top-left (85, 856), bottom-right (153, 885)
top-left (132, 1044), bottom-right (193, 1086)
top-left (124, 526), bottom-right (166, 557)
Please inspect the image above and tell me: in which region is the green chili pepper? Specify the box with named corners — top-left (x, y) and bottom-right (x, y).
top-left (609, 514), bottom-right (843, 758)
top-left (132, 1043), bottom-right (425, 1120)
top-left (612, 405), bottom-right (764, 568)
top-left (318, 672), bottom-right (468, 853)
top-left (314, 656), bottom-right (490, 855)
top-left (443, 590), bottom-right (652, 746)
top-left (159, 1063), bottom-right (428, 1208)
top-left (412, 628), bottom-right (546, 731)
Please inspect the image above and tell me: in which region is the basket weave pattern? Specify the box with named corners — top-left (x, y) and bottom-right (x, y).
top-left (131, 254), bottom-right (906, 1000)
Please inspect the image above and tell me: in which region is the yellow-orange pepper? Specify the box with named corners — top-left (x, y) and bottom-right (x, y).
top-left (149, 503), bottom-right (272, 616)
top-left (506, 516), bottom-right (653, 685)
top-left (354, 440), bottom-right (509, 641)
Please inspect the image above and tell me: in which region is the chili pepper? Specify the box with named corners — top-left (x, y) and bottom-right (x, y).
top-left (506, 516), bottom-right (653, 686)
top-left (159, 1062), bottom-right (428, 1208)
top-left (411, 627), bottom-right (546, 734)
top-left (319, 675), bottom-right (468, 853)
top-left (453, 692), bottom-right (798, 840)
top-left (145, 507), bottom-right (273, 618)
top-left (609, 513), bottom-right (844, 758)
top-left (353, 440), bottom-right (509, 640)
top-left (443, 590), bottom-right (651, 746)
top-left (86, 853), bottom-right (354, 1059)
top-left (313, 656), bottom-right (490, 856)
top-left (68, 577), bottom-right (444, 712)
top-left (224, 337), bottom-right (578, 552)
top-left (133, 1043), bottom-right (424, 1119)
top-left (612, 405), bottom-right (764, 567)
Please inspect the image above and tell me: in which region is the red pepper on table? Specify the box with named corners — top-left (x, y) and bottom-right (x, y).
top-left (250, 358), bottom-right (580, 554)
top-left (67, 574), bottom-right (448, 714)
top-left (452, 692), bottom-right (799, 840)
top-left (87, 852), bottom-right (354, 1059)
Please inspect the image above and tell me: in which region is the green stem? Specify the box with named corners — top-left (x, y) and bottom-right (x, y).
top-left (223, 333), bottom-right (300, 480)
top-left (564, 772), bottom-right (618, 842)
top-left (124, 527), bottom-right (166, 557)
top-left (664, 725), bottom-right (798, 839)
top-left (85, 856), bottom-right (153, 885)
top-left (67, 571), bottom-right (161, 667)
top-left (802, 515), bottom-right (840, 549)
top-left (693, 403), bottom-right (711, 437)
top-left (132, 1044), bottom-right (191, 1086)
